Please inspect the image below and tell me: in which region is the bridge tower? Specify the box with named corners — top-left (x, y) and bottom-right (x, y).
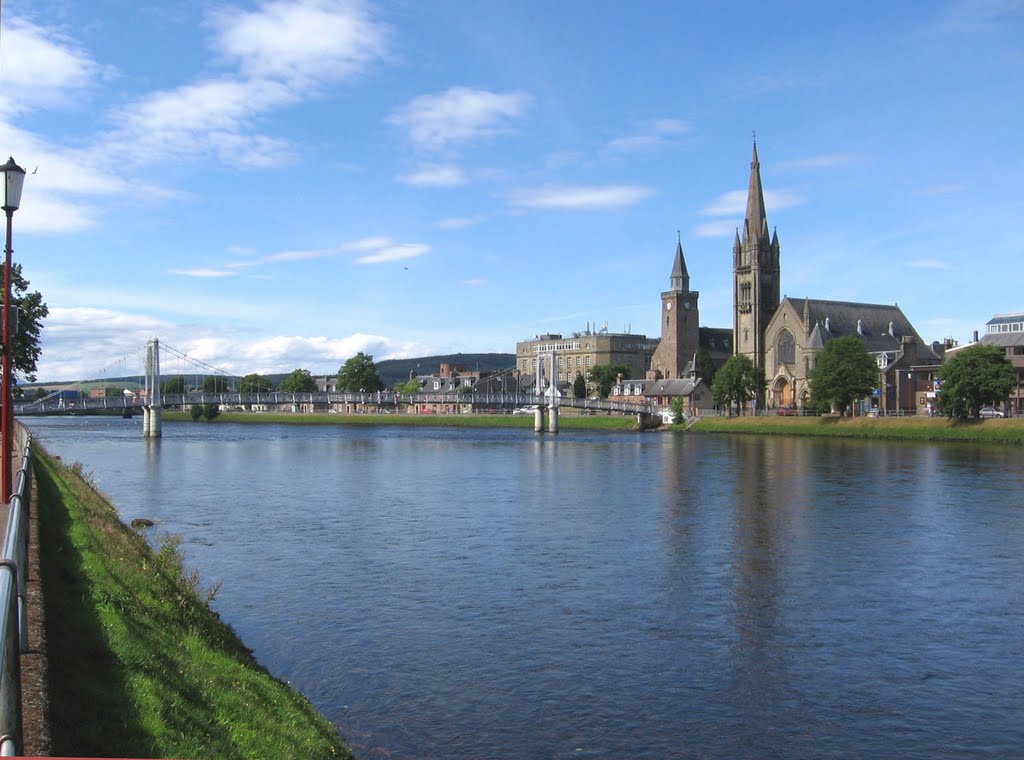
top-left (143, 338), bottom-right (162, 438)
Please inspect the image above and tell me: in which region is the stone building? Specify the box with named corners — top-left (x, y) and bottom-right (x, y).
top-left (762, 298), bottom-right (941, 413)
top-left (980, 313), bottom-right (1024, 414)
top-left (649, 239), bottom-right (700, 380)
top-left (515, 329), bottom-right (658, 388)
top-left (733, 142), bottom-right (780, 368)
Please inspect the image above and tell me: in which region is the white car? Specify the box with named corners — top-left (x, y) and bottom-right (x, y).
top-left (513, 405), bottom-right (539, 415)
top-left (979, 407), bottom-right (1005, 418)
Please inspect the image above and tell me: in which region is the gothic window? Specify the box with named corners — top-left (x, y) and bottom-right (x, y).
top-left (776, 329), bottom-right (795, 372)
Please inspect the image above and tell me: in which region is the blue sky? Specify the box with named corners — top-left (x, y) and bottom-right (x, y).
top-left (1, 0), bottom-right (1021, 382)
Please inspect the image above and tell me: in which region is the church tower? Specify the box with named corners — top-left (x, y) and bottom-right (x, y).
top-left (649, 236), bottom-right (700, 379)
top-left (733, 140), bottom-right (780, 368)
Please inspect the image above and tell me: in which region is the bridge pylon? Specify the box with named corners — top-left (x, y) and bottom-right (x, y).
top-left (142, 338), bottom-right (162, 438)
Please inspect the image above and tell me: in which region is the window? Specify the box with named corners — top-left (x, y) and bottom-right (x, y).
top-left (776, 329), bottom-right (795, 371)
top-left (586, 356), bottom-right (591, 367)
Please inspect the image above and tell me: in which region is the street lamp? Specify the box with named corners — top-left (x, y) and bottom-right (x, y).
top-left (1, 157), bottom-right (26, 502)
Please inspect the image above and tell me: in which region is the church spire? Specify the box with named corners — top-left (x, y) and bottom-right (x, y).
top-left (743, 139), bottom-right (768, 245)
top-left (670, 234), bottom-right (690, 292)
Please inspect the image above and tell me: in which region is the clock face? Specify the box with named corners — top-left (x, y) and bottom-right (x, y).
top-left (666, 302), bottom-right (672, 311)
top-left (683, 301), bottom-right (692, 311)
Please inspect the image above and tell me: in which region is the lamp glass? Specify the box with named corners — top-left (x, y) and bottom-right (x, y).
top-left (1, 158), bottom-right (26, 212)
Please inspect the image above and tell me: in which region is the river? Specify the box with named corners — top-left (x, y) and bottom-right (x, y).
top-left (23, 416), bottom-right (1024, 759)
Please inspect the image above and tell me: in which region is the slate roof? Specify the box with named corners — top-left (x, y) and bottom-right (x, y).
top-left (645, 377), bottom-right (702, 397)
top-left (699, 327), bottom-right (733, 357)
top-left (792, 298), bottom-right (940, 363)
top-left (986, 312), bottom-right (1024, 327)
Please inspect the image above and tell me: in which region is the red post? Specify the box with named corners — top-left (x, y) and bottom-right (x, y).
top-left (2, 208), bottom-right (12, 502)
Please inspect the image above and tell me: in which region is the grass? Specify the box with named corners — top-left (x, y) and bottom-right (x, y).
top-left (162, 410), bottom-right (640, 431)
top-left (34, 445), bottom-right (352, 760)
top-left (686, 414), bottom-right (1024, 444)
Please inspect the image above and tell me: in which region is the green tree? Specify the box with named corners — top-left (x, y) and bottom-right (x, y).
top-left (808, 336), bottom-right (878, 416)
top-left (162, 376), bottom-right (187, 394)
top-left (238, 373), bottom-right (275, 393)
top-left (189, 403), bottom-right (204, 420)
top-left (711, 355), bottom-right (766, 416)
top-left (937, 344), bottom-right (1014, 420)
top-left (696, 346), bottom-right (717, 389)
top-left (201, 376), bottom-right (230, 393)
top-left (337, 352), bottom-right (384, 393)
top-left (280, 368), bottom-right (318, 393)
top-left (572, 372), bottom-right (586, 399)
top-left (394, 379), bottom-right (421, 394)
top-left (3, 263), bottom-right (48, 382)
top-left (202, 403), bottom-right (220, 420)
top-left (588, 363), bottom-right (630, 399)
top-left (669, 396), bottom-right (686, 424)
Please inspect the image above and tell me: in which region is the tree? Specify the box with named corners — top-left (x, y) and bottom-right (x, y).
top-left (669, 396), bottom-right (685, 425)
top-left (162, 375), bottom-right (187, 394)
top-left (696, 346), bottom-right (717, 389)
top-left (572, 372), bottom-right (586, 399)
top-left (937, 344), bottom-right (1014, 420)
top-left (808, 336), bottom-right (878, 416)
top-left (588, 363), bottom-right (630, 399)
top-left (711, 355), bottom-right (765, 416)
top-left (3, 263), bottom-right (48, 383)
top-left (337, 352), bottom-right (383, 393)
top-left (280, 368), bottom-right (318, 393)
top-left (239, 373), bottom-right (275, 393)
top-left (394, 379), bottom-right (421, 394)
top-left (202, 375), bottom-right (230, 393)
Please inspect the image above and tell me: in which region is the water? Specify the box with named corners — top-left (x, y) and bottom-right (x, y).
top-left (24, 416), bottom-right (1024, 758)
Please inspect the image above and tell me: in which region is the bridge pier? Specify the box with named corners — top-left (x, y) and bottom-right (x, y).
top-left (143, 406), bottom-right (162, 438)
top-left (549, 404), bottom-right (559, 434)
top-left (534, 406), bottom-right (545, 433)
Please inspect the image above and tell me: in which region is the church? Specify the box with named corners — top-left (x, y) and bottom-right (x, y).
top-left (644, 141), bottom-right (940, 413)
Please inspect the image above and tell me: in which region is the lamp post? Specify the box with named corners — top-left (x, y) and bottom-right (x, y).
top-left (1, 157), bottom-right (26, 503)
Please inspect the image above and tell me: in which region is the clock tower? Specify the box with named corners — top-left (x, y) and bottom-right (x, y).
top-left (650, 236), bottom-right (700, 379)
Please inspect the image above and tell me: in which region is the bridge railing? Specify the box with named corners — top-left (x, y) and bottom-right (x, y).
top-left (0, 427), bottom-right (32, 756)
top-left (15, 391), bottom-right (654, 416)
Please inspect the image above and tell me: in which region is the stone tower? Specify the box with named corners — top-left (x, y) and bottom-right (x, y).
top-left (649, 237), bottom-right (700, 379)
top-left (733, 140), bottom-right (780, 368)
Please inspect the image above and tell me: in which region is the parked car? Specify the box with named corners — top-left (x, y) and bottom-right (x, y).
top-left (776, 407), bottom-right (797, 416)
top-left (979, 407), bottom-right (1005, 418)
top-left (513, 405), bottom-right (539, 415)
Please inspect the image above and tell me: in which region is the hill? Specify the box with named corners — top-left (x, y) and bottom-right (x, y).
top-left (375, 353), bottom-right (515, 387)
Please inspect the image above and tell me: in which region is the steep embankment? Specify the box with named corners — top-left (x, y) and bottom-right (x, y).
top-left (33, 445), bottom-right (351, 759)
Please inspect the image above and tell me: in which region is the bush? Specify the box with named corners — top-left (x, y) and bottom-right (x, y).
top-left (202, 403), bottom-right (220, 421)
top-left (189, 404), bottom-right (204, 420)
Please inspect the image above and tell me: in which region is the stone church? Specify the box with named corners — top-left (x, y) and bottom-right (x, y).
top-left (650, 141), bottom-right (939, 412)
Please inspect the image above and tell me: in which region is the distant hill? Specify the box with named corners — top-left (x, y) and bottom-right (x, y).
top-left (376, 353), bottom-right (515, 387)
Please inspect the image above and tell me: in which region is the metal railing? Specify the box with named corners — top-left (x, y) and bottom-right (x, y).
top-left (0, 429), bottom-right (31, 756)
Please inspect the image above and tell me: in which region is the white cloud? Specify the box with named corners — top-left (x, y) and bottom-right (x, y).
top-left (914, 183), bottom-right (966, 196)
top-left (170, 268), bottom-right (238, 278)
top-left (398, 163), bottom-right (469, 187)
top-left (905, 258), bottom-right (954, 270)
top-left (507, 184), bottom-right (653, 211)
top-left (211, 0), bottom-right (391, 85)
top-left (0, 18), bottom-right (104, 116)
top-left (935, 0), bottom-right (1024, 32)
top-left (699, 189), bottom-right (804, 216)
top-left (342, 236), bottom-right (394, 251)
top-left (693, 220), bottom-right (738, 238)
top-left (605, 119), bottom-right (690, 154)
top-left (462, 278), bottom-right (488, 287)
top-left (355, 243), bottom-right (430, 264)
top-left (776, 153), bottom-right (863, 171)
top-left (388, 86), bottom-right (532, 150)
top-left (435, 215), bottom-right (485, 229)
top-left (262, 247), bottom-right (338, 263)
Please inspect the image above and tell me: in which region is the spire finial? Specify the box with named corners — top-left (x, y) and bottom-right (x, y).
top-left (752, 129), bottom-right (756, 146)
top-left (677, 229), bottom-right (681, 245)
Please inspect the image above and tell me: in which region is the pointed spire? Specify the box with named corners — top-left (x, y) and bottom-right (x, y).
top-left (670, 237), bottom-right (690, 292)
top-left (743, 138), bottom-right (768, 246)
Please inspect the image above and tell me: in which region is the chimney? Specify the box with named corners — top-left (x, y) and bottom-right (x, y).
top-left (973, 330), bottom-right (979, 343)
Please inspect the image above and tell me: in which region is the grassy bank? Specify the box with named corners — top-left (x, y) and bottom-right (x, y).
top-left (34, 445), bottom-right (351, 759)
top-left (687, 415), bottom-right (1024, 444)
top-left (163, 410), bottom-right (639, 431)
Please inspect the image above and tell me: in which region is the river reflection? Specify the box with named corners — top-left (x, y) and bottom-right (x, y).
top-left (24, 417), bottom-right (1024, 759)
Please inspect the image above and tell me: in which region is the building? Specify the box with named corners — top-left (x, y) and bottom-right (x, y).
top-left (649, 238), bottom-right (700, 380)
top-left (733, 142), bottom-right (780, 368)
top-left (762, 298), bottom-right (941, 413)
top-left (515, 329), bottom-right (658, 390)
top-left (980, 313), bottom-right (1024, 414)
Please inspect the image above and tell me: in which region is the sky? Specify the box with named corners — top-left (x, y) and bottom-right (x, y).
top-left (0, 0), bottom-right (1021, 382)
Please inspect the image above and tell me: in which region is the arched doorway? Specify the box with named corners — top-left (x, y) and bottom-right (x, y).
top-left (772, 376), bottom-right (793, 408)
